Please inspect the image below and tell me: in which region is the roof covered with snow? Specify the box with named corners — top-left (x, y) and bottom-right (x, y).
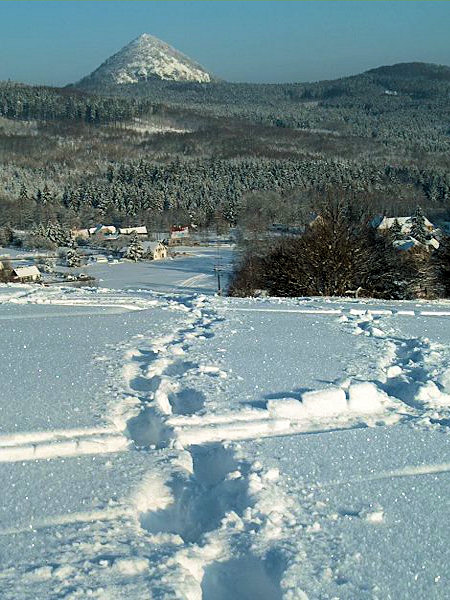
top-left (119, 226), bottom-right (148, 235)
top-left (89, 225), bottom-right (117, 235)
top-left (375, 215), bottom-right (434, 232)
top-left (12, 265), bottom-right (41, 278)
top-left (143, 241), bottom-right (166, 251)
top-left (393, 236), bottom-right (440, 251)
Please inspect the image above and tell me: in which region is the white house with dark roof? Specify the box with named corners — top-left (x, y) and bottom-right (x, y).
top-left (144, 241), bottom-right (168, 260)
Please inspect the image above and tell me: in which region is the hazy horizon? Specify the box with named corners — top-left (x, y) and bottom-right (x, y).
top-left (1, 0), bottom-right (449, 86)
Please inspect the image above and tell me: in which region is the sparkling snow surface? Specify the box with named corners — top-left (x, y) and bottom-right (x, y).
top-left (0, 270), bottom-right (449, 598)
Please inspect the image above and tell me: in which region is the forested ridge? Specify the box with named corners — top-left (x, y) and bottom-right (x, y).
top-left (73, 62), bottom-right (450, 156)
top-left (1, 61), bottom-right (449, 230)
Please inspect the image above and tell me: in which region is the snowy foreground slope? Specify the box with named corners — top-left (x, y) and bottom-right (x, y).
top-left (0, 282), bottom-right (449, 599)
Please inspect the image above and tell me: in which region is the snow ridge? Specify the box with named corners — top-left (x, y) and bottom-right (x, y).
top-left (342, 309), bottom-right (450, 427)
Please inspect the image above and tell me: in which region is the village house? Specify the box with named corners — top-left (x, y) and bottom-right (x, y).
top-left (144, 241), bottom-right (168, 260)
top-left (373, 214), bottom-right (439, 252)
top-left (74, 225), bottom-right (148, 238)
top-left (373, 215), bottom-right (435, 235)
top-left (11, 265), bottom-right (41, 283)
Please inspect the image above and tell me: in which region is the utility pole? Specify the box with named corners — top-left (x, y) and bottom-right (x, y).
top-left (214, 264), bottom-right (222, 295)
top-left (214, 232), bottom-right (223, 296)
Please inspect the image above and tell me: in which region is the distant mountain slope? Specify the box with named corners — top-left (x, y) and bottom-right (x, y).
top-left (76, 33), bottom-right (213, 87)
top-left (366, 62), bottom-right (450, 81)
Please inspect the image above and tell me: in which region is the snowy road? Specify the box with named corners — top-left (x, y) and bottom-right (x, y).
top-left (0, 285), bottom-right (449, 598)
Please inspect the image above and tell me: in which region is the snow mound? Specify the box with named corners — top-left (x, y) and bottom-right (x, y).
top-left (268, 384), bottom-right (387, 421)
top-left (301, 388), bottom-right (348, 417)
top-left (347, 382), bottom-right (386, 414)
top-left (415, 380), bottom-right (450, 407)
top-left (113, 558), bottom-right (149, 576)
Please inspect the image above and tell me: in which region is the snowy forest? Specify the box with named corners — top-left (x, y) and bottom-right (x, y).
top-left (1, 62), bottom-right (450, 298)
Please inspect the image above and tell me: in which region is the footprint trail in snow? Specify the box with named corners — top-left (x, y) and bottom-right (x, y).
top-left (1, 289), bottom-right (449, 599)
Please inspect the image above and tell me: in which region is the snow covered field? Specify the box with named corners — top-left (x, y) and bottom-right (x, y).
top-left (86, 246), bottom-right (233, 294)
top-left (0, 277), bottom-right (449, 599)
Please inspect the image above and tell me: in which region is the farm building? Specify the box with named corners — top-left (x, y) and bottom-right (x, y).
top-left (88, 225), bottom-right (117, 236)
top-left (11, 266), bottom-right (41, 283)
top-left (119, 226), bottom-right (148, 235)
top-left (170, 226), bottom-right (189, 240)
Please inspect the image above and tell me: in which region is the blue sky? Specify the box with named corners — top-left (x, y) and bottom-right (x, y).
top-left (1, 1), bottom-right (449, 85)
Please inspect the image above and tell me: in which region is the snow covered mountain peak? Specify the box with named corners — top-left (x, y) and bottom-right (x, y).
top-left (77, 33), bottom-right (212, 86)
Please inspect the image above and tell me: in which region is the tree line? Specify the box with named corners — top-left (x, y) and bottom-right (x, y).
top-left (229, 199), bottom-right (450, 300)
top-left (2, 156), bottom-right (448, 232)
top-left (0, 81), bottom-right (157, 125)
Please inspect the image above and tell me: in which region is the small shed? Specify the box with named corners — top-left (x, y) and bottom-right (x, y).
top-left (145, 241), bottom-right (168, 260)
top-left (11, 265), bottom-right (41, 282)
top-left (89, 255), bottom-right (108, 264)
top-left (71, 228), bottom-right (90, 239)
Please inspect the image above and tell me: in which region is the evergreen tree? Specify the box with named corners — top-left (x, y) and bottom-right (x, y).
top-left (0, 225), bottom-right (14, 247)
top-left (390, 218), bottom-right (403, 241)
top-left (125, 232), bottom-right (144, 262)
top-left (410, 206), bottom-right (428, 244)
top-left (41, 184), bottom-right (52, 206)
top-left (17, 184), bottom-right (30, 229)
top-left (66, 246), bottom-right (82, 268)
